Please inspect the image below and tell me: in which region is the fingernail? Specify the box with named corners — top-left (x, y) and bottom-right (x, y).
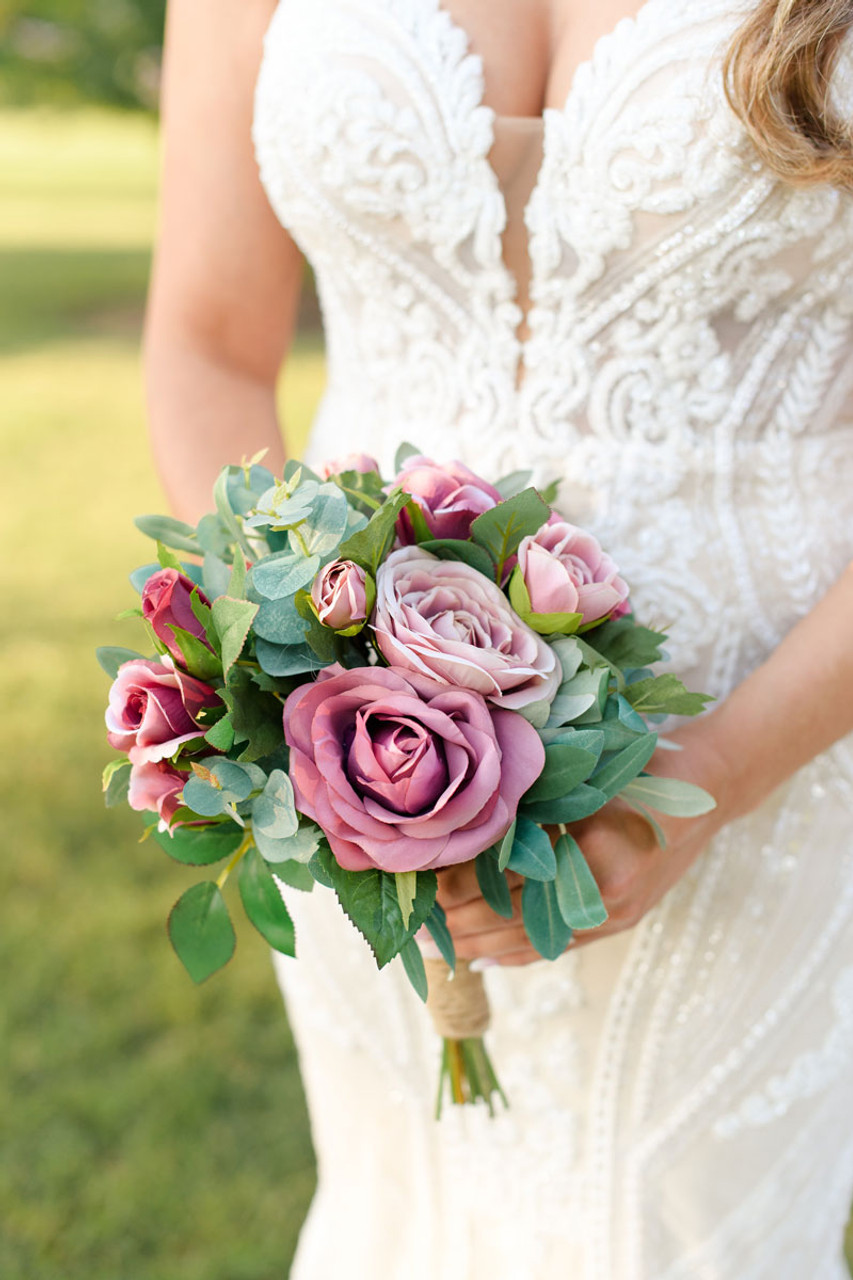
top-left (469, 957), bottom-right (498, 972)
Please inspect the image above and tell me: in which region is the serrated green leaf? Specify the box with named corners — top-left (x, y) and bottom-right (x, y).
top-left (222, 664), bottom-right (287, 760)
top-left (424, 901), bottom-right (456, 972)
top-left (239, 846), bottom-right (296, 956)
top-left (152, 822), bottom-right (243, 866)
top-left (204, 714), bottom-right (235, 752)
top-left (272, 861), bottom-right (315, 892)
top-left (399, 937), bottom-right (429, 1001)
top-left (506, 817), bottom-right (557, 881)
top-left (591, 733), bottom-right (659, 800)
top-left (585, 617), bottom-right (668, 669)
top-left (521, 878), bottom-right (573, 960)
top-left (338, 489), bottom-right (409, 574)
top-left (554, 833), bottom-right (608, 929)
top-left (539, 479), bottom-right (559, 505)
top-left (475, 848), bottom-right (514, 918)
top-left (521, 782), bottom-right (608, 825)
top-left (156, 540), bottom-right (183, 571)
top-left (135, 514), bottom-right (200, 555)
top-left (620, 776), bottom-right (717, 817)
top-left (227, 549), bottom-right (247, 600)
top-left (470, 488), bottom-right (551, 579)
top-left (418, 538), bottom-right (496, 577)
top-left (167, 881), bottom-right (236, 982)
top-left (623, 674), bottom-right (714, 717)
top-left (166, 625), bottom-right (222, 681)
top-left (96, 645), bottom-right (146, 679)
top-left (522, 739), bottom-right (602, 804)
top-left (318, 847), bottom-right (437, 967)
top-left (211, 596), bottom-right (259, 676)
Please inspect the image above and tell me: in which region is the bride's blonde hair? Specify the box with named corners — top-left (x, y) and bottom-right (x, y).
top-left (725, 0), bottom-right (853, 188)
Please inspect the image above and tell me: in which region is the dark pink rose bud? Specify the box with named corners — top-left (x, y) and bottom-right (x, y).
top-left (128, 759), bottom-right (188, 830)
top-left (517, 520), bottom-right (630, 625)
top-left (318, 452), bottom-right (380, 479)
top-left (393, 455), bottom-right (502, 543)
top-left (310, 560), bottom-right (369, 631)
top-left (141, 569), bottom-right (212, 663)
top-left (105, 658), bottom-right (221, 765)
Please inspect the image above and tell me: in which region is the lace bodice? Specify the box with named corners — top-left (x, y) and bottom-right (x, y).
top-left (252, 4), bottom-right (853, 1277)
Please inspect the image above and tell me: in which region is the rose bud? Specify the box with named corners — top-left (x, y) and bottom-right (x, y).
top-left (127, 759), bottom-right (189, 831)
top-left (106, 658), bottom-right (221, 765)
top-left (318, 452), bottom-right (380, 479)
top-left (393, 456), bottom-right (502, 543)
top-left (142, 569), bottom-right (213, 664)
top-left (310, 560), bottom-right (372, 632)
top-left (517, 519), bottom-right (629, 626)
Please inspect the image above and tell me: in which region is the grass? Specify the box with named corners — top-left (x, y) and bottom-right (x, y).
top-left (0, 107), bottom-right (323, 1280)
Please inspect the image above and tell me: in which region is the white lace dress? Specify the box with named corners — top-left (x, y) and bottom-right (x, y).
top-left (252, 2), bottom-right (853, 1276)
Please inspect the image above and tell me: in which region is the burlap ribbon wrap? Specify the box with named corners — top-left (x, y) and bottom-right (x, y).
top-left (423, 957), bottom-right (491, 1039)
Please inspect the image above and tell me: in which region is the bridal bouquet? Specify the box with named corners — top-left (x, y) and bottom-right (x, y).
top-left (100, 446), bottom-right (714, 1115)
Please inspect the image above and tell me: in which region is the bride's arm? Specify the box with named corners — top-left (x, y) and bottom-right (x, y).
top-left (144, 0), bottom-right (303, 524)
top-left (439, 560), bottom-right (853, 965)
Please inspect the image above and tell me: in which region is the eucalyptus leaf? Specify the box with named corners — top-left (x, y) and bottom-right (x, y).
top-left (551, 636), bottom-right (584, 682)
top-left (554, 833), bottom-right (608, 930)
top-left (129, 563), bottom-right (160, 594)
top-left (255, 638), bottom-right (319, 678)
top-left (522, 739), bottom-right (603, 804)
top-left (96, 646), bottom-right (145, 679)
top-left (399, 937), bottom-right (429, 1002)
top-left (251, 769), bottom-right (299, 842)
top-left (134, 514), bottom-right (200, 555)
top-left (590, 733), bottom-right (659, 800)
top-left (182, 775), bottom-right (228, 818)
top-left (496, 818), bottom-right (517, 872)
top-left (424, 901), bottom-right (456, 972)
top-left (521, 878), bottom-right (573, 960)
top-left (239, 846), bottom-right (296, 956)
top-left (620, 776), bottom-right (717, 817)
top-left (494, 468), bottom-right (533, 498)
top-left (202, 551), bottom-right (231, 599)
top-left (293, 484), bottom-right (350, 557)
top-left (394, 441), bottom-right (422, 472)
top-left (475, 848), bottom-right (514, 919)
top-left (521, 782), bottom-right (608, 825)
top-left (167, 881), bottom-right (236, 982)
top-left (505, 817), bottom-right (557, 881)
top-left (251, 551), bottom-right (321, 601)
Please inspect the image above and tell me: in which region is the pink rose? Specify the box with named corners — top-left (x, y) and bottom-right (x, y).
top-left (310, 560), bottom-right (369, 630)
top-left (394, 455), bottom-right (502, 543)
top-left (105, 658), bottom-right (221, 765)
top-left (128, 759), bottom-right (188, 830)
top-left (283, 664), bottom-right (544, 872)
top-left (517, 520), bottom-right (630, 625)
top-left (319, 452), bottom-right (380, 479)
top-left (373, 548), bottom-right (560, 709)
top-left (141, 569), bottom-right (213, 664)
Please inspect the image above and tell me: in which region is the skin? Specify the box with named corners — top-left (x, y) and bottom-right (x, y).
top-left (147, 0), bottom-right (853, 967)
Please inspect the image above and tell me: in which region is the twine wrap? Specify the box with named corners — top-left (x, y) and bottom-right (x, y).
top-left (424, 957), bottom-right (491, 1040)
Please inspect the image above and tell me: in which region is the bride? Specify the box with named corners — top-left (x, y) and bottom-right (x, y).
top-left (143, 1), bottom-right (853, 1276)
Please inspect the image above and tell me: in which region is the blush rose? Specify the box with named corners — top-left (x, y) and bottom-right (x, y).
top-left (128, 759), bottom-right (188, 830)
top-left (310, 559), bottom-right (369, 630)
top-left (517, 520), bottom-right (630, 625)
top-left (106, 658), bottom-right (221, 765)
top-left (394, 455), bottom-right (502, 543)
top-left (141, 569), bottom-right (213, 664)
top-left (319, 452), bottom-right (380, 478)
top-left (283, 664), bottom-right (544, 872)
top-left (372, 547), bottom-right (560, 709)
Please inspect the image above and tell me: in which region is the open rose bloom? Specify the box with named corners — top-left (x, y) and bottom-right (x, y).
top-left (101, 449), bottom-right (712, 1113)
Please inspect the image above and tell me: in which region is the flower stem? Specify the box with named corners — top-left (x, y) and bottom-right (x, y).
top-left (216, 831), bottom-right (253, 890)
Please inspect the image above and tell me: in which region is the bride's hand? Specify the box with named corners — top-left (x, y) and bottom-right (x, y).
top-left (437, 717), bottom-right (733, 967)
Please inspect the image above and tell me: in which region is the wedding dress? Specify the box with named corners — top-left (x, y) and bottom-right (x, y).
top-left (251, 2), bottom-right (853, 1275)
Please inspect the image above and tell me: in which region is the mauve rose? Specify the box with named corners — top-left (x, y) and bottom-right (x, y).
top-left (373, 547), bottom-right (560, 709)
top-left (311, 560), bottom-right (368, 630)
top-left (106, 658), bottom-right (221, 765)
top-left (141, 569), bottom-right (212, 663)
top-left (128, 759), bottom-right (188, 830)
top-left (319, 452), bottom-right (380, 479)
top-left (283, 664), bottom-right (544, 872)
top-left (517, 520), bottom-right (630, 625)
top-left (394, 455), bottom-right (502, 543)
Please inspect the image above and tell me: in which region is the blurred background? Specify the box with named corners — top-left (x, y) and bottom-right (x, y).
top-left (2, 4), bottom-right (852, 1277)
top-left (0, 3), bottom-right (324, 1275)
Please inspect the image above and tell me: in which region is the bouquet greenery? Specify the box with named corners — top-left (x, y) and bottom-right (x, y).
top-left (100, 445), bottom-right (714, 1115)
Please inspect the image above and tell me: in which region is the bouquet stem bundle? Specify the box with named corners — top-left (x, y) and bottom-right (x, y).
top-left (424, 957), bottom-right (507, 1117)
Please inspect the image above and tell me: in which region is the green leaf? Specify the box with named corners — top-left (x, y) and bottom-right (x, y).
top-left (620, 776), bottom-right (717, 818)
top-left (213, 466), bottom-right (254, 558)
top-left (620, 795), bottom-right (668, 848)
top-left (168, 881), bottom-right (236, 982)
top-left (394, 441), bottom-right (422, 472)
top-left (294, 484), bottom-right (351, 557)
top-left (507, 568), bottom-right (582, 636)
top-left (211, 596), bottom-right (259, 677)
top-left (399, 937), bottom-right (429, 1002)
top-left (404, 499), bottom-right (434, 543)
top-left (204, 714), bottom-right (235, 752)
top-left (506, 817), bottom-right (557, 881)
top-left (496, 818), bottom-right (517, 872)
top-left (551, 637), bottom-right (584, 682)
top-left (623, 674), bottom-right (714, 717)
top-left (152, 821), bottom-right (244, 866)
top-left (134, 514), bottom-right (200, 554)
top-left (202, 550), bottom-right (231, 598)
top-left (239, 846), bottom-right (296, 956)
top-left (553, 833), bottom-right (608, 929)
top-left (256, 823), bottom-right (321, 866)
top-left (96, 646), bottom-right (145, 679)
top-left (102, 759), bottom-right (131, 807)
top-left (418, 539), bottom-right (496, 578)
top-left (254, 638), bottom-right (320, 677)
top-left (251, 551), bottom-right (320, 601)
top-left (522, 738), bottom-right (603, 804)
top-left (548, 667), bottom-right (610, 727)
top-left (227, 549), bottom-right (247, 600)
top-left (470, 488), bottom-right (551, 579)
top-left (591, 733), bottom-right (659, 800)
top-left (292, 592), bottom-right (339, 663)
top-left (395, 870), bottom-right (418, 930)
top-left (424, 901), bottom-right (456, 972)
top-left (337, 488), bottom-right (410, 575)
top-left (272, 861), bottom-right (315, 893)
top-left (539, 478), bottom-right (559, 505)
top-left (318, 847), bottom-right (437, 967)
top-left (223, 664), bottom-right (287, 761)
top-left (585, 617), bottom-right (668, 668)
top-left (251, 769), bottom-right (299, 855)
top-left (521, 878), bottom-right (573, 960)
top-left (156, 540), bottom-right (183, 571)
top-left (521, 782), bottom-right (608, 825)
top-left (475, 848), bottom-right (514, 919)
top-left (166, 625), bottom-right (222, 681)
top-left (494, 468), bottom-right (533, 498)
top-left (182, 775), bottom-right (228, 818)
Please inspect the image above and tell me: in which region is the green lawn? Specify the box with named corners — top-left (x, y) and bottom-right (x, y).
top-left (0, 108), bottom-right (322, 1280)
